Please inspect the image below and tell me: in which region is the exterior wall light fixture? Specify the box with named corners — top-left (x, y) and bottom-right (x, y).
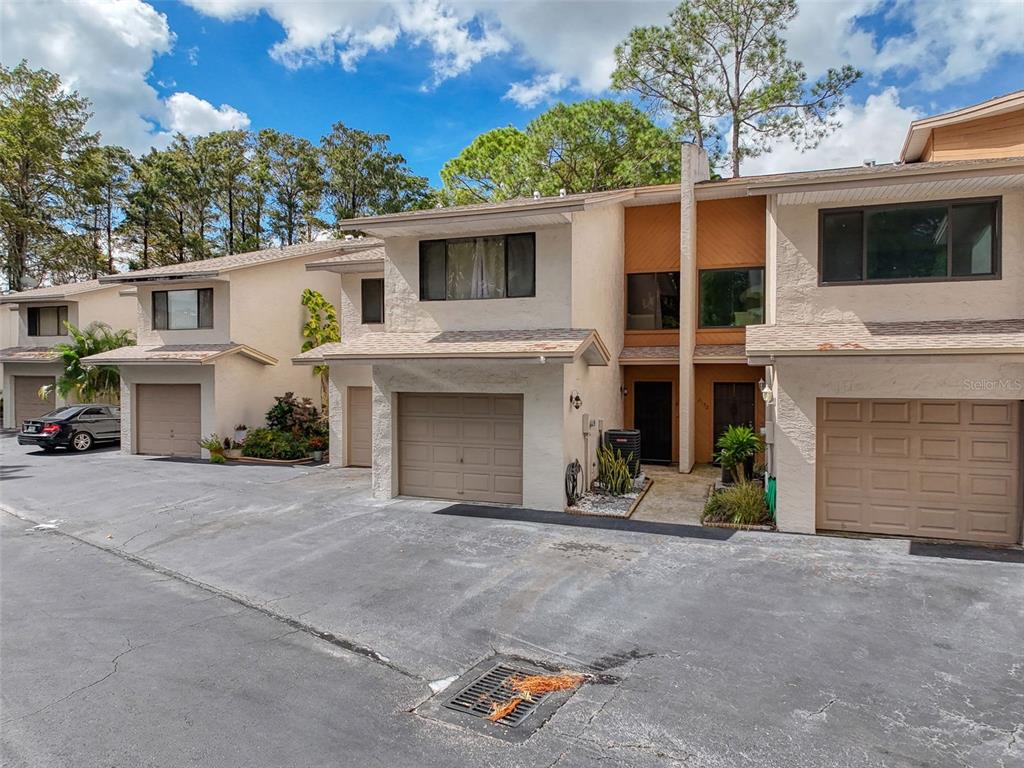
top-left (569, 390), bottom-right (583, 410)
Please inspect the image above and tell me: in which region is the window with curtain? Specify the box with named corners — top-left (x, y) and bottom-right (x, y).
top-left (820, 198), bottom-right (999, 284)
top-left (626, 272), bottom-right (680, 329)
top-left (153, 288), bottom-right (214, 330)
top-left (698, 268), bottom-right (764, 328)
top-left (419, 233), bottom-right (535, 301)
top-left (27, 305), bottom-right (69, 336)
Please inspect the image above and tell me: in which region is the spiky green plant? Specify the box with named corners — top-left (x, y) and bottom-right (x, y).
top-left (597, 444), bottom-right (635, 496)
top-left (714, 424), bottom-right (764, 483)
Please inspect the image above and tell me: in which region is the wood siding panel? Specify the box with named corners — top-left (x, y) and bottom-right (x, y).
top-left (926, 111), bottom-right (1024, 162)
top-left (623, 365), bottom-right (680, 463)
top-left (694, 363), bottom-right (766, 464)
top-left (696, 196), bottom-right (766, 269)
top-left (624, 203), bottom-right (680, 274)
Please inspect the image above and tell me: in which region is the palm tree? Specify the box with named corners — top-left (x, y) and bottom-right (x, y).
top-left (40, 321), bottom-right (135, 404)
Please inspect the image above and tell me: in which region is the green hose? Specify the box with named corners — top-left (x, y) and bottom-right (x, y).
top-left (765, 476), bottom-right (777, 521)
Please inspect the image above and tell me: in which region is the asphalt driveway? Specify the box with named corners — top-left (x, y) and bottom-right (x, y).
top-left (2, 435), bottom-right (1023, 767)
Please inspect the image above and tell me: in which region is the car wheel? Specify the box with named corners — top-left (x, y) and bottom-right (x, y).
top-left (70, 432), bottom-right (93, 452)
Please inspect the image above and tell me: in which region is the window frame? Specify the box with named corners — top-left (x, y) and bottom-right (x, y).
top-left (697, 266), bottom-right (766, 330)
top-left (625, 271), bottom-right (682, 331)
top-left (418, 232), bottom-right (537, 301)
top-left (360, 278), bottom-right (385, 324)
top-left (152, 287), bottom-right (214, 331)
top-left (817, 196), bottom-right (1002, 287)
top-left (27, 305), bottom-right (69, 337)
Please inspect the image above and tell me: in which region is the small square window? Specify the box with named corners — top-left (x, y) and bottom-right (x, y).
top-left (27, 305), bottom-right (68, 336)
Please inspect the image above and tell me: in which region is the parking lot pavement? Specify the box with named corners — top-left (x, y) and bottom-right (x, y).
top-left (2, 436), bottom-right (1023, 767)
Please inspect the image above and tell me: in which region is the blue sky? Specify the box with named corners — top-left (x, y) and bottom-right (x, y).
top-left (3, 0), bottom-right (1023, 183)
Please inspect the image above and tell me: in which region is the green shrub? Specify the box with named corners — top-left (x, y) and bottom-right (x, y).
top-left (713, 481), bottom-right (771, 526)
top-left (596, 443), bottom-right (635, 496)
top-left (714, 425), bottom-right (764, 483)
top-left (265, 392), bottom-right (320, 436)
top-left (241, 427), bottom-right (308, 460)
top-left (701, 489), bottom-right (728, 523)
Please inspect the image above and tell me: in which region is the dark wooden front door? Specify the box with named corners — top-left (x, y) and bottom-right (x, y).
top-left (633, 381), bottom-right (673, 464)
top-left (712, 382), bottom-right (756, 461)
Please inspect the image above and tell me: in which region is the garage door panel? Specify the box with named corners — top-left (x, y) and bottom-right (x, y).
top-left (14, 376), bottom-right (56, 425)
top-left (818, 398), bottom-right (1021, 544)
top-left (398, 393), bottom-right (523, 505)
top-left (136, 384), bottom-right (200, 458)
top-left (869, 400), bottom-right (911, 423)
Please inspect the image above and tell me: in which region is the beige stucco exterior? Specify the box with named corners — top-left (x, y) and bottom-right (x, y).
top-left (113, 251), bottom-right (341, 456)
top-left (760, 177), bottom-right (1024, 541)
top-left (2, 283), bottom-right (136, 428)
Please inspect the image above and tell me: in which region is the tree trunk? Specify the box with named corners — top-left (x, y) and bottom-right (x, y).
top-left (106, 189), bottom-right (114, 273)
top-left (227, 185), bottom-right (235, 254)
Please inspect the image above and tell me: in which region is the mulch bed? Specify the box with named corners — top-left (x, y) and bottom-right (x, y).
top-left (565, 476), bottom-right (653, 519)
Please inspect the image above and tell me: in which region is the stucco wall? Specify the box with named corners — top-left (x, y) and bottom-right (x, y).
top-left (381, 226), bottom-right (573, 333)
top-left (567, 204), bottom-right (625, 480)
top-left (135, 280), bottom-right (232, 346)
top-left (339, 271), bottom-right (386, 339)
top-left (2, 361), bottom-right (67, 429)
top-left (772, 354), bottom-right (1024, 535)
top-left (371, 360), bottom-right (566, 510)
top-left (327, 362), bottom-right (373, 467)
top-left (774, 188), bottom-right (1024, 324)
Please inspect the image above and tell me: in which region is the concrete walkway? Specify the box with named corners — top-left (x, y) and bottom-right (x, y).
top-left (632, 463), bottom-right (719, 524)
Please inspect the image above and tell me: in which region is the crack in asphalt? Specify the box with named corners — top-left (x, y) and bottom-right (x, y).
top-left (1, 505), bottom-right (424, 684)
top-left (3, 636), bottom-right (137, 724)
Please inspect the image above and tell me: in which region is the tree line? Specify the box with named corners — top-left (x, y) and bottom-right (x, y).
top-left (1, 0), bottom-right (858, 291)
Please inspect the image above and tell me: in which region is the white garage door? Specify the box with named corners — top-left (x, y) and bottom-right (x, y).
top-left (817, 399), bottom-right (1022, 544)
top-left (136, 384), bottom-right (201, 458)
top-left (14, 376), bottom-right (55, 425)
top-left (398, 393), bottom-right (523, 505)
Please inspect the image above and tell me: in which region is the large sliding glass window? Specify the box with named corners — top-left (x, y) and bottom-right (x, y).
top-left (419, 233), bottom-right (535, 301)
top-left (820, 198), bottom-right (999, 284)
top-left (153, 288), bottom-right (214, 330)
top-left (626, 272), bottom-right (680, 330)
top-left (698, 268), bottom-right (764, 328)
top-left (27, 305), bottom-right (69, 336)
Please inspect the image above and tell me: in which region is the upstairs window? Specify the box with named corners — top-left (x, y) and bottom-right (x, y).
top-left (27, 305), bottom-right (69, 336)
top-left (361, 278), bottom-right (384, 324)
top-left (153, 288), bottom-right (214, 330)
top-left (627, 272), bottom-right (680, 330)
top-left (699, 268), bottom-right (764, 328)
top-left (419, 233), bottom-right (536, 301)
top-left (820, 198), bottom-right (999, 284)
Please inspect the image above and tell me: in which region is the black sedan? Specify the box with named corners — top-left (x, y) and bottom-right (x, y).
top-left (18, 404), bottom-right (121, 452)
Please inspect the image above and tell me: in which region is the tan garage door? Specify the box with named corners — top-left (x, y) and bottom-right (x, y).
top-left (14, 376), bottom-right (55, 425)
top-left (347, 386), bottom-right (372, 467)
top-left (817, 399), bottom-right (1022, 544)
top-left (136, 384), bottom-right (201, 457)
top-left (398, 393), bottom-right (523, 505)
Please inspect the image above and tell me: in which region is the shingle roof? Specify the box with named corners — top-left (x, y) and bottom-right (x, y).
top-left (746, 319), bottom-right (1024, 357)
top-left (0, 346), bottom-right (59, 362)
top-left (98, 238), bottom-right (381, 283)
top-left (295, 328), bottom-right (609, 366)
top-left (82, 343), bottom-right (276, 366)
top-left (618, 346), bottom-right (679, 364)
top-left (0, 279), bottom-right (111, 304)
top-left (694, 344), bottom-right (747, 360)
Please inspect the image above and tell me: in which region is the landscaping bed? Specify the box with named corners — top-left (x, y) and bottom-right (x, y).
top-left (566, 474), bottom-right (652, 519)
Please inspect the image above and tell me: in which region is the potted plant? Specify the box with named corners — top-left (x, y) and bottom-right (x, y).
top-left (198, 434), bottom-right (227, 464)
top-left (307, 435), bottom-right (327, 462)
top-left (223, 436), bottom-right (243, 460)
top-left (715, 425), bottom-right (764, 485)
top-left (234, 424), bottom-right (249, 444)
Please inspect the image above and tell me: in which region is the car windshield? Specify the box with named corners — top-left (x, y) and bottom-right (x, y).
top-left (41, 407), bottom-right (84, 420)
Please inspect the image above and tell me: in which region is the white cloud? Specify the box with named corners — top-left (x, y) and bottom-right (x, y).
top-left (742, 87), bottom-right (923, 175)
top-left (0, 0), bottom-right (251, 152)
top-left (0, 0), bottom-right (172, 151)
top-left (165, 92), bottom-right (251, 135)
top-left (504, 73), bottom-right (568, 108)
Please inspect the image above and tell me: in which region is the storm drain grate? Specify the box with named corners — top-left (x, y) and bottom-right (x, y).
top-left (444, 663), bottom-right (547, 727)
